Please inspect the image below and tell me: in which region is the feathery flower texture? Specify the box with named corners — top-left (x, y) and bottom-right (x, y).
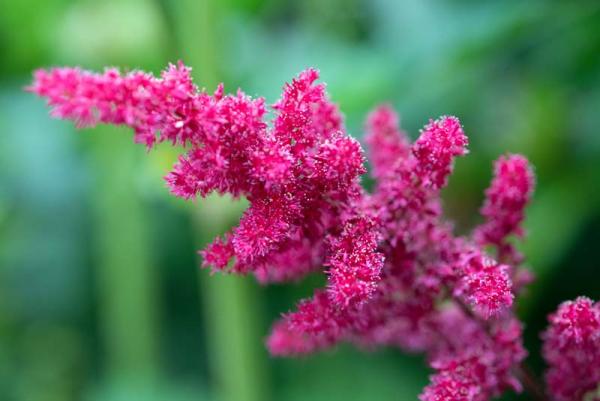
top-left (542, 297), bottom-right (600, 401)
top-left (30, 62), bottom-right (598, 401)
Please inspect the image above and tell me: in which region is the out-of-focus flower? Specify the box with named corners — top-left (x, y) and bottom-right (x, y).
top-left (542, 297), bottom-right (600, 401)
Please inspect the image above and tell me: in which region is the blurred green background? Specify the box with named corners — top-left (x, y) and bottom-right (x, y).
top-left (1, 1), bottom-right (599, 400)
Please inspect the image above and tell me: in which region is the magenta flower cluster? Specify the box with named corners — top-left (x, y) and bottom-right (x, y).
top-left (542, 297), bottom-right (600, 401)
top-left (29, 62), bottom-right (599, 401)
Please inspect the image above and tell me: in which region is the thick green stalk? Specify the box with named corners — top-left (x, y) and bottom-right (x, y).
top-left (90, 127), bottom-right (160, 386)
top-left (194, 197), bottom-right (268, 401)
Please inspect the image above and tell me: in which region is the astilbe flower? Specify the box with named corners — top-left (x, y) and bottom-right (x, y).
top-left (29, 63), bottom-right (382, 309)
top-left (542, 297), bottom-right (600, 401)
top-left (30, 62), bottom-right (598, 401)
top-left (267, 106), bottom-right (528, 401)
top-left (475, 154), bottom-right (535, 266)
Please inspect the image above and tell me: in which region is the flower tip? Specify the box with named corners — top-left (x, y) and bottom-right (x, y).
top-left (413, 115), bottom-right (468, 189)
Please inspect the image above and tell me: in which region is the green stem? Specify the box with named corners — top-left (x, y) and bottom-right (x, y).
top-left (195, 197), bottom-right (269, 401)
top-left (90, 126), bottom-right (160, 386)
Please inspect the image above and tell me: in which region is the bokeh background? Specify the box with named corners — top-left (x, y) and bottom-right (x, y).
top-left (1, 1), bottom-right (599, 400)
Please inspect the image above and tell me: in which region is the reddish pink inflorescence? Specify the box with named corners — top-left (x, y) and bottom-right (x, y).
top-left (542, 297), bottom-right (600, 401)
top-left (30, 62), bottom-right (598, 401)
top-left (475, 154), bottom-right (535, 266)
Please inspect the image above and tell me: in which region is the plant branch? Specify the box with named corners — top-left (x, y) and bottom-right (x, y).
top-left (453, 297), bottom-right (548, 401)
